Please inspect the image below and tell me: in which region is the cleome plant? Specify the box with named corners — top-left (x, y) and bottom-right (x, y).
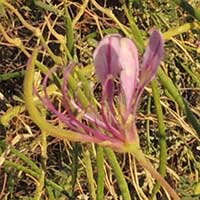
top-left (24, 30), bottom-right (180, 199)
top-left (0, 1), bottom-right (199, 200)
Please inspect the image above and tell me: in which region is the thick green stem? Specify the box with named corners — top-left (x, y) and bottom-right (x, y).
top-left (151, 80), bottom-right (167, 198)
top-left (146, 96), bottom-right (151, 151)
top-left (96, 146), bottom-right (105, 200)
top-left (104, 148), bottom-right (131, 200)
top-left (71, 143), bottom-right (80, 197)
top-left (84, 150), bottom-right (96, 200)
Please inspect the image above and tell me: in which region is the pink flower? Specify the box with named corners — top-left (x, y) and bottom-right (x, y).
top-left (39, 30), bottom-right (164, 151)
top-left (94, 30), bottom-right (164, 118)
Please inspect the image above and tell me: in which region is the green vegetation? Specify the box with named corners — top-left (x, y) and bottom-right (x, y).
top-left (0, 0), bottom-right (199, 199)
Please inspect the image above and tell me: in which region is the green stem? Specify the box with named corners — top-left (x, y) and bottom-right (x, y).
top-left (4, 160), bottom-right (40, 179)
top-left (151, 80), bottom-right (167, 199)
top-left (46, 179), bottom-right (74, 200)
top-left (46, 186), bottom-right (55, 200)
top-left (10, 147), bottom-right (41, 174)
top-left (158, 68), bottom-right (200, 135)
top-left (34, 130), bottom-right (47, 200)
top-left (126, 143), bottom-right (180, 200)
top-left (123, 3), bottom-right (144, 53)
top-left (84, 150), bottom-right (96, 200)
top-left (64, 1), bottom-right (74, 56)
top-left (46, 179), bottom-right (73, 198)
top-left (34, 170), bottom-right (45, 200)
top-left (0, 106), bottom-right (25, 127)
top-left (71, 143), bottom-right (80, 197)
top-left (0, 70), bottom-right (25, 81)
top-left (104, 148), bottom-right (131, 200)
top-left (96, 146), bottom-right (105, 200)
top-left (146, 96), bottom-right (151, 151)
top-left (163, 23), bottom-right (193, 41)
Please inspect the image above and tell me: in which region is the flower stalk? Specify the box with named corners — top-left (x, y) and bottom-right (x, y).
top-left (123, 142), bottom-right (180, 200)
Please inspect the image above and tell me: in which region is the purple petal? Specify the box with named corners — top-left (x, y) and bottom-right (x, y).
top-left (139, 30), bottom-right (164, 87)
top-left (93, 34), bottom-right (122, 84)
top-left (119, 37), bottom-right (139, 113)
top-left (93, 34), bottom-right (123, 105)
top-left (131, 30), bottom-right (164, 116)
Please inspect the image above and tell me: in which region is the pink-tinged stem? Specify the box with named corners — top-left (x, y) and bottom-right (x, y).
top-left (124, 143), bottom-right (181, 200)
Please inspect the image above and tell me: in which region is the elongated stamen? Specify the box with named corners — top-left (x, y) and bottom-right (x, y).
top-left (61, 65), bottom-right (123, 142)
top-left (101, 101), bottom-right (125, 140)
top-left (101, 76), bottom-right (125, 141)
top-left (40, 68), bottom-right (79, 131)
top-left (70, 101), bottom-right (108, 129)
